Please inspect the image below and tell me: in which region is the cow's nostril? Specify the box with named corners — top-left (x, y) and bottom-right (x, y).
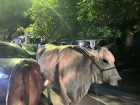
top-left (118, 80), bottom-right (122, 84)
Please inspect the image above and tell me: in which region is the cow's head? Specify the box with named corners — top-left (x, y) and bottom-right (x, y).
top-left (84, 41), bottom-right (122, 86)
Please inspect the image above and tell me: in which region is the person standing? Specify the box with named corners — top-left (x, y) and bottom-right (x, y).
top-left (86, 41), bottom-right (91, 49)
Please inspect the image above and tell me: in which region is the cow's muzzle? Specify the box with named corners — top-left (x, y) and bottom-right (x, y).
top-left (117, 79), bottom-right (126, 86)
top-left (118, 79), bottom-right (123, 85)
top-left (109, 78), bottom-right (122, 86)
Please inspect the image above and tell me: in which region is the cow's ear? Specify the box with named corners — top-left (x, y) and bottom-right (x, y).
top-left (82, 47), bottom-right (98, 57)
top-left (106, 43), bottom-right (114, 49)
top-left (94, 40), bottom-right (101, 51)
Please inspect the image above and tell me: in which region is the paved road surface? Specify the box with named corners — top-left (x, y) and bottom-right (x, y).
top-left (0, 83), bottom-right (140, 105)
top-left (39, 84), bottom-right (105, 105)
top-left (0, 84), bottom-right (105, 105)
top-left (88, 83), bottom-right (140, 105)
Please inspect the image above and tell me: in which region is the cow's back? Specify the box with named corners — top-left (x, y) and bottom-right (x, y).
top-left (6, 60), bottom-right (43, 105)
top-left (36, 45), bottom-right (46, 63)
top-left (27, 61), bottom-right (43, 105)
top-left (38, 44), bottom-right (92, 98)
top-left (38, 47), bottom-right (60, 82)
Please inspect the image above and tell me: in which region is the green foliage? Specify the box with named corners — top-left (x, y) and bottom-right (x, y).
top-left (0, 0), bottom-right (32, 28)
top-left (24, 24), bottom-right (34, 35)
top-left (11, 31), bottom-right (20, 38)
top-left (25, 0), bottom-right (80, 40)
top-left (25, 0), bottom-right (140, 40)
top-left (17, 27), bottom-right (25, 32)
top-left (77, 0), bottom-right (140, 37)
top-left (2, 0), bottom-right (140, 40)
top-left (78, 26), bottom-right (121, 39)
top-left (11, 26), bottom-right (25, 38)
top-left (24, 22), bottom-right (45, 37)
top-left (133, 25), bottom-right (140, 34)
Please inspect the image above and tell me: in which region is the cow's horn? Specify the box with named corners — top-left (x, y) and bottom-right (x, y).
top-left (106, 43), bottom-right (114, 49)
top-left (95, 40), bottom-right (101, 51)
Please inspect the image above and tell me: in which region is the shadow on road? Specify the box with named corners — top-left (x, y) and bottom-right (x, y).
top-left (38, 93), bottom-right (49, 105)
top-left (41, 88), bottom-right (105, 105)
top-left (51, 84), bottom-right (105, 105)
top-left (88, 83), bottom-right (140, 105)
top-left (0, 94), bottom-right (49, 105)
top-left (0, 84), bottom-right (105, 105)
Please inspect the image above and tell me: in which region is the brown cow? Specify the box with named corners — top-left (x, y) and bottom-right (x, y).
top-left (6, 60), bottom-right (43, 105)
top-left (37, 43), bottom-right (122, 105)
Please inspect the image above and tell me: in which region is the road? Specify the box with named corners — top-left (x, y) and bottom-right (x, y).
top-left (38, 84), bottom-right (105, 105)
top-left (0, 83), bottom-right (140, 105)
top-left (88, 83), bottom-right (140, 105)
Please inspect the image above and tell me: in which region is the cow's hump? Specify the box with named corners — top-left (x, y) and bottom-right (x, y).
top-left (44, 44), bottom-right (78, 53)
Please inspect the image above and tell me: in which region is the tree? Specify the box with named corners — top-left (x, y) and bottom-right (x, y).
top-left (17, 27), bottom-right (25, 35)
top-left (77, 0), bottom-right (140, 65)
top-left (0, 0), bottom-right (32, 28)
top-left (25, 0), bottom-right (81, 41)
top-left (77, 0), bottom-right (140, 38)
top-left (77, 25), bottom-right (122, 39)
top-left (11, 27), bottom-right (25, 38)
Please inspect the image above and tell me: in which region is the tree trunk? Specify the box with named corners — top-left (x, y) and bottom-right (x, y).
top-left (109, 37), bottom-right (118, 61)
top-left (114, 37), bottom-right (116, 46)
top-left (123, 33), bottom-right (133, 67)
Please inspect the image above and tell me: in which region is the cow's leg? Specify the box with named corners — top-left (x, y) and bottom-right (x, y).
top-left (59, 83), bottom-right (69, 105)
top-left (47, 86), bottom-right (53, 105)
top-left (67, 95), bottom-right (72, 105)
top-left (44, 80), bottom-right (53, 105)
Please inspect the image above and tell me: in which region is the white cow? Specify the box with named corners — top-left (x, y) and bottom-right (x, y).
top-left (36, 42), bottom-right (122, 105)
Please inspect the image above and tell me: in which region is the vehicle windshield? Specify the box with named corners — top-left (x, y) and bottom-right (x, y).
top-left (0, 44), bottom-right (31, 58)
top-left (22, 45), bottom-right (37, 52)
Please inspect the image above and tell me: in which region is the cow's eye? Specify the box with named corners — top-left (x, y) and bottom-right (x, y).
top-left (103, 59), bottom-right (108, 63)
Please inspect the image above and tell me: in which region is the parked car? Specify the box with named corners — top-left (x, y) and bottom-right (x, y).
top-left (60, 42), bottom-right (68, 46)
top-left (18, 44), bottom-right (38, 59)
top-left (0, 41), bottom-right (36, 101)
top-left (1, 39), bottom-right (11, 42)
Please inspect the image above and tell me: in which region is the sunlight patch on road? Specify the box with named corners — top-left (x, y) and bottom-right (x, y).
top-left (87, 92), bottom-right (140, 105)
top-left (87, 94), bottom-right (107, 105)
top-left (43, 89), bottom-right (63, 105)
top-left (42, 87), bottom-right (140, 105)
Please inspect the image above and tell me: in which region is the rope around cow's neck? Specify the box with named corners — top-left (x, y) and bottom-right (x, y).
top-left (81, 47), bottom-right (115, 72)
top-left (81, 47), bottom-right (116, 82)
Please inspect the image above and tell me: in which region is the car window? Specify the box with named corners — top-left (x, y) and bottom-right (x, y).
top-left (22, 45), bottom-right (37, 52)
top-left (0, 44), bottom-right (31, 58)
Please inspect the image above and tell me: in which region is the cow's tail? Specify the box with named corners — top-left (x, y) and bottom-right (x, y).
top-left (21, 64), bottom-right (29, 105)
